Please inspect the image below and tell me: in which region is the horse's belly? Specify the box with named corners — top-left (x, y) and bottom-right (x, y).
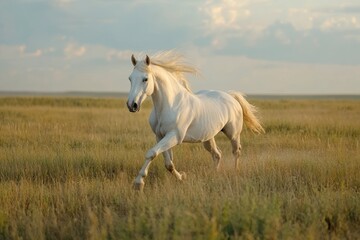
top-left (183, 119), bottom-right (225, 143)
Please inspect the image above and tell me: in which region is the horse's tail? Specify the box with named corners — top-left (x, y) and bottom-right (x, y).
top-left (229, 91), bottom-right (265, 134)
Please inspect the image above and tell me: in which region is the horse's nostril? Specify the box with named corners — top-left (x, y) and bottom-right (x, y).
top-left (132, 102), bottom-right (138, 110)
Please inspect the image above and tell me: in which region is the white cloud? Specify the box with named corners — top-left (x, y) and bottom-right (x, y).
top-left (321, 16), bottom-right (360, 31)
top-left (0, 45), bottom-right (56, 59)
top-left (67, 44), bottom-right (137, 63)
top-left (199, 0), bottom-right (264, 50)
top-left (106, 49), bottom-right (133, 62)
top-left (29, 49), bottom-right (43, 57)
top-left (64, 43), bottom-right (86, 58)
top-left (287, 8), bottom-right (315, 30)
top-left (287, 6), bottom-right (360, 32)
top-left (200, 0), bottom-right (251, 30)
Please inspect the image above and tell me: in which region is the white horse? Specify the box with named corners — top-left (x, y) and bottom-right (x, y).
top-left (127, 51), bottom-right (264, 190)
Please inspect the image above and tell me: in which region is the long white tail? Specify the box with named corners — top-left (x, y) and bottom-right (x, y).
top-left (229, 91), bottom-right (265, 134)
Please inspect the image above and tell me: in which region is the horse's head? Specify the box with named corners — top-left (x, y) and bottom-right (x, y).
top-left (127, 54), bottom-right (155, 112)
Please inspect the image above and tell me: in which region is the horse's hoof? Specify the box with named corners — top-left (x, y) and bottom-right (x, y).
top-left (179, 171), bottom-right (187, 181)
top-left (133, 181), bottom-right (145, 191)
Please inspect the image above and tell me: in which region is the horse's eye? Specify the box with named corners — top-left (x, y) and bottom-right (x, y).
top-left (143, 77), bottom-right (148, 82)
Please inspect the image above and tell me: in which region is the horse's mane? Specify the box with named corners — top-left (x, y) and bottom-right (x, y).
top-left (138, 51), bottom-right (199, 92)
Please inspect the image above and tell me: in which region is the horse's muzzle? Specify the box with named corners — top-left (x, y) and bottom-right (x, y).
top-left (127, 101), bottom-right (140, 112)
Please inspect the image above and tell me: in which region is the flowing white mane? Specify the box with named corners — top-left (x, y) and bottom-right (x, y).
top-left (137, 51), bottom-right (199, 92)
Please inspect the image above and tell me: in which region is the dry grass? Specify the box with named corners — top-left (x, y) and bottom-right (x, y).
top-left (0, 96), bottom-right (359, 239)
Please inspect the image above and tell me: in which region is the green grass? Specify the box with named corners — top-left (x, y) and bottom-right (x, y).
top-left (0, 97), bottom-right (359, 239)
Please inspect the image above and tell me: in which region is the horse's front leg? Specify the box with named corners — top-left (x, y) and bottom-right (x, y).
top-left (163, 149), bottom-right (186, 181)
top-left (134, 131), bottom-right (180, 191)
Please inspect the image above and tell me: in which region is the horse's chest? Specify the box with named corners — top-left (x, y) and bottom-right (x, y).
top-left (154, 114), bottom-right (178, 136)
top-left (156, 119), bottom-right (176, 136)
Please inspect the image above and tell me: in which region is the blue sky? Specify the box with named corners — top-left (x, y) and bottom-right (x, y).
top-left (1, 0), bottom-right (360, 94)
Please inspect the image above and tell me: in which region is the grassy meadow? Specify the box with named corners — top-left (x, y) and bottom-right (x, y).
top-left (0, 96), bottom-right (359, 239)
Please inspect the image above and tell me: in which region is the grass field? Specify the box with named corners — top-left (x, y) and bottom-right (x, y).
top-left (0, 96), bottom-right (359, 239)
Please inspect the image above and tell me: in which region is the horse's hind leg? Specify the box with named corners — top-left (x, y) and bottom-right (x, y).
top-left (222, 125), bottom-right (242, 170)
top-left (163, 149), bottom-right (186, 180)
top-left (203, 138), bottom-right (222, 170)
top-left (230, 138), bottom-right (241, 170)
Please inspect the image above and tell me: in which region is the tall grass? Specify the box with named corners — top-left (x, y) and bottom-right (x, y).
top-left (0, 97), bottom-right (359, 239)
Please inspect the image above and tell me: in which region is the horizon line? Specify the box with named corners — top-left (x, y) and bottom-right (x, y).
top-left (0, 91), bottom-right (359, 99)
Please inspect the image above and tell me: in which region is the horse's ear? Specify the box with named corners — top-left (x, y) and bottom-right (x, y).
top-left (131, 54), bottom-right (137, 66)
top-left (145, 55), bottom-right (150, 66)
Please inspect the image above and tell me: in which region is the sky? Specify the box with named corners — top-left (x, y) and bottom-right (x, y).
top-left (1, 0), bottom-right (360, 95)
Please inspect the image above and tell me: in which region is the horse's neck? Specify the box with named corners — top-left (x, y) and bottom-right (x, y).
top-left (151, 70), bottom-right (190, 115)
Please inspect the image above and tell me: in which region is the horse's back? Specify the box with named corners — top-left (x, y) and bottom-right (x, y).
top-left (195, 90), bottom-right (240, 111)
